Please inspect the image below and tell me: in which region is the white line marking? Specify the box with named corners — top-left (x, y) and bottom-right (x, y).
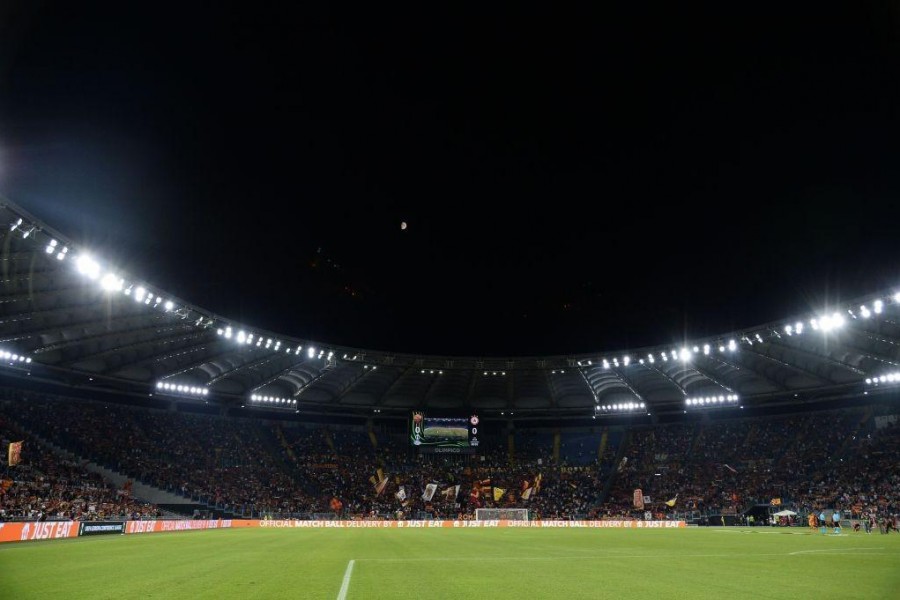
top-left (353, 550), bottom-right (889, 563)
top-left (337, 559), bottom-right (355, 600)
top-left (789, 548), bottom-right (884, 555)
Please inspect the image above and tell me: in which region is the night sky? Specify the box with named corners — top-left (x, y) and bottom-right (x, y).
top-left (1, 3), bottom-right (899, 356)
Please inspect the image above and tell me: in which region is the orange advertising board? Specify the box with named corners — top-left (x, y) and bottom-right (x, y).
top-left (0, 521), bottom-right (80, 543)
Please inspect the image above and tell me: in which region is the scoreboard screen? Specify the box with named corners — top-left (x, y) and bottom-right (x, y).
top-left (410, 412), bottom-right (479, 453)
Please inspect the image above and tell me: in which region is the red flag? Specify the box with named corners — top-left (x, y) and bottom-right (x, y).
top-left (330, 497), bottom-right (343, 512)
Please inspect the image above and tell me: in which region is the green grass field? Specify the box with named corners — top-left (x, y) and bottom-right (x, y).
top-left (1, 527), bottom-right (897, 599)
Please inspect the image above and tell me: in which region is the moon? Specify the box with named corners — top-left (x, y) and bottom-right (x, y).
top-left (400, 221), bottom-right (407, 230)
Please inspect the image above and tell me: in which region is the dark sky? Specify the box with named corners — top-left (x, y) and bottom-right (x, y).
top-left (1, 3), bottom-right (899, 356)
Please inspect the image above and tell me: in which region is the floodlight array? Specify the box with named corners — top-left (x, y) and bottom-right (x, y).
top-left (362, 365), bottom-right (378, 370)
top-left (596, 402), bottom-right (645, 413)
top-left (865, 373), bottom-right (900, 386)
top-left (0, 349), bottom-right (32, 365)
top-left (155, 381), bottom-right (209, 396)
top-left (250, 394), bottom-right (296, 405)
top-left (482, 371), bottom-right (506, 376)
top-left (685, 394), bottom-right (739, 407)
top-left (419, 369), bottom-right (443, 375)
top-left (214, 327), bottom-right (312, 356)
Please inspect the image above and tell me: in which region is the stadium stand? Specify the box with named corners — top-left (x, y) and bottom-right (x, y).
top-left (2, 388), bottom-right (896, 526)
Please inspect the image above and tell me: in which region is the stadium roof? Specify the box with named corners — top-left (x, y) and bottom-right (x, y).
top-left (2, 199), bottom-right (898, 420)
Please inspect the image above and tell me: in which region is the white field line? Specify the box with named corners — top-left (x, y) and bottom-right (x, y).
top-left (337, 559), bottom-right (355, 600)
top-left (789, 548), bottom-right (884, 555)
top-left (352, 550), bottom-right (888, 563)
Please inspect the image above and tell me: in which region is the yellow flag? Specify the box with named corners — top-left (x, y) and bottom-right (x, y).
top-left (665, 495), bottom-right (677, 507)
top-left (8, 441), bottom-right (22, 467)
top-left (493, 487), bottom-right (506, 502)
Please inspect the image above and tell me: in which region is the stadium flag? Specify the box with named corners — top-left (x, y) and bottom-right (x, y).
top-left (8, 441), bottom-right (23, 467)
top-left (633, 489), bottom-right (645, 510)
top-left (441, 485), bottom-right (460, 500)
top-left (493, 487), bottom-right (506, 502)
top-left (534, 473), bottom-right (542, 494)
top-left (723, 464), bottom-right (737, 474)
top-left (329, 497), bottom-right (343, 512)
top-left (396, 486), bottom-right (407, 502)
top-left (422, 483), bottom-right (438, 502)
top-left (770, 498), bottom-right (782, 506)
top-left (375, 476), bottom-right (389, 495)
top-left (377, 468), bottom-right (385, 483)
top-left (665, 494), bottom-right (678, 507)
top-left (521, 487), bottom-right (533, 500)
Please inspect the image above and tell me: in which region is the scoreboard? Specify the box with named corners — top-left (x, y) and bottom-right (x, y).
top-left (410, 412), bottom-right (479, 454)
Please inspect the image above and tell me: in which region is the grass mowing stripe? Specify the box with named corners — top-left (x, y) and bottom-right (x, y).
top-left (0, 527), bottom-right (897, 599)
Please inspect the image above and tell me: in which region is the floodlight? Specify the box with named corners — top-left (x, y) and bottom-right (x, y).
top-left (874, 300), bottom-right (883, 314)
top-left (680, 348), bottom-right (691, 361)
top-left (703, 344), bottom-right (710, 355)
top-left (135, 287), bottom-right (146, 302)
top-left (308, 347), bottom-right (315, 358)
top-left (76, 255), bottom-right (101, 279)
top-left (728, 340), bottom-right (737, 351)
top-left (100, 273), bottom-right (122, 291)
top-left (623, 357), bottom-right (630, 366)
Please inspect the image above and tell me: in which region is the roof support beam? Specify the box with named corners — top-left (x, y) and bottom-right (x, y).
top-left (696, 354), bottom-right (788, 392)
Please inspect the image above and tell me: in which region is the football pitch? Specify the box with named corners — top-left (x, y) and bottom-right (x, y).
top-left (0, 527), bottom-right (897, 599)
